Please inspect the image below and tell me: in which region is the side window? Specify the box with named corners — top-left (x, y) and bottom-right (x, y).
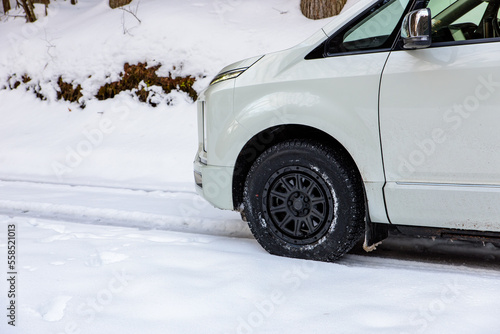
top-left (326, 0), bottom-right (410, 54)
top-left (427, 0), bottom-right (499, 43)
top-left (427, 0), bottom-right (457, 16)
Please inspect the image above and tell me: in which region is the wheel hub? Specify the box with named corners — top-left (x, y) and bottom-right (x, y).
top-left (289, 192), bottom-right (310, 216)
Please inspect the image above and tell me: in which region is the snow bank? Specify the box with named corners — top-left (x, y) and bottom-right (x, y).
top-left (0, 0), bottom-right (328, 190)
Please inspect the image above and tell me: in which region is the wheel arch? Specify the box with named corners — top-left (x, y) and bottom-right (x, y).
top-left (232, 124), bottom-right (363, 211)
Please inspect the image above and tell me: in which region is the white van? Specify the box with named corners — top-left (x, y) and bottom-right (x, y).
top-left (193, 0), bottom-right (500, 261)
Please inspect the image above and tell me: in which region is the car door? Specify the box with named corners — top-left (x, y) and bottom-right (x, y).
top-left (380, 0), bottom-right (500, 231)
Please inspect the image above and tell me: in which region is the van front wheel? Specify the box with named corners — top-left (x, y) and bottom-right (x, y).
top-left (243, 140), bottom-right (365, 262)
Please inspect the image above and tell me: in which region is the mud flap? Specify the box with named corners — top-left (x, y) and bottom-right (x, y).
top-left (362, 189), bottom-right (389, 252)
top-left (363, 219), bottom-right (389, 252)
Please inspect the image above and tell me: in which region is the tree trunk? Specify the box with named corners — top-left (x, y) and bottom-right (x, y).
top-left (300, 0), bottom-right (346, 20)
top-left (109, 0), bottom-right (132, 9)
top-left (2, 0), bottom-right (11, 13)
top-left (19, 0), bottom-right (37, 22)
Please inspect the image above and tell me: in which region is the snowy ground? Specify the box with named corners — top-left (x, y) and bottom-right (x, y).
top-left (1, 0), bottom-right (500, 333)
top-left (1, 181), bottom-right (500, 334)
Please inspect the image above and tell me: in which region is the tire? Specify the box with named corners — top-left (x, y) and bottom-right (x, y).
top-left (243, 140), bottom-right (365, 262)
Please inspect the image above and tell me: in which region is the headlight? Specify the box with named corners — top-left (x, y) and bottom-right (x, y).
top-left (210, 68), bottom-right (247, 86)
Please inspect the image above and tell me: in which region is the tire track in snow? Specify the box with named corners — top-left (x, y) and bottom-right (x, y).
top-left (0, 200), bottom-right (252, 238)
top-left (0, 180), bottom-right (252, 238)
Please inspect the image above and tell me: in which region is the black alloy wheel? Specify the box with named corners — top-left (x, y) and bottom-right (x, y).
top-left (243, 140), bottom-right (365, 262)
top-left (262, 166), bottom-right (334, 245)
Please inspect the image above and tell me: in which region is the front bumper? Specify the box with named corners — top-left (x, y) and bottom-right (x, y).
top-left (193, 155), bottom-right (234, 210)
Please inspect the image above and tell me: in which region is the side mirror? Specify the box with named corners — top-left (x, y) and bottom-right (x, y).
top-left (401, 8), bottom-right (432, 49)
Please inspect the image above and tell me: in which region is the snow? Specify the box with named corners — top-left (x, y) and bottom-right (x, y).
top-left (1, 0), bottom-right (500, 333)
top-left (0, 0), bottom-right (328, 190)
top-left (0, 89), bottom-right (199, 191)
top-left (0, 180), bottom-right (251, 238)
top-left (2, 204), bottom-right (500, 334)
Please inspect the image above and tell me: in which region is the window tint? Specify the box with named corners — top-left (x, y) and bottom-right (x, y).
top-left (427, 0), bottom-right (500, 43)
top-left (452, 2), bottom-right (488, 25)
top-left (326, 0), bottom-right (410, 54)
top-left (427, 0), bottom-right (458, 17)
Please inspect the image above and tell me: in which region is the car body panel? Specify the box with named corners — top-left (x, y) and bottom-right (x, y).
top-left (233, 49), bottom-right (391, 223)
top-left (380, 42), bottom-right (500, 231)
